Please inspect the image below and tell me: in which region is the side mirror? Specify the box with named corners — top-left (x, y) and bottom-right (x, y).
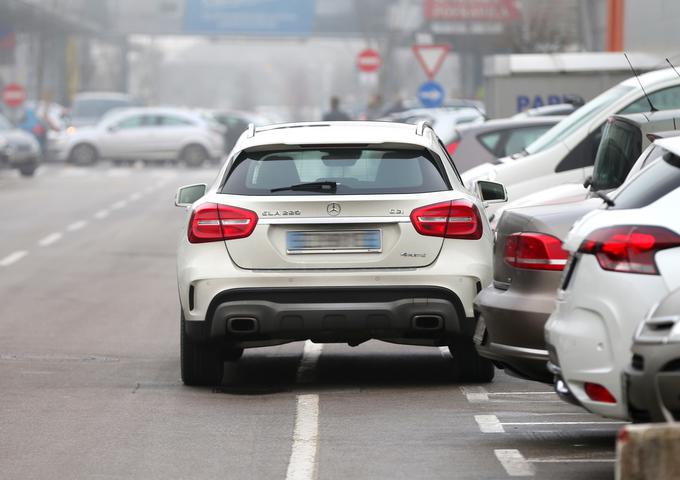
top-left (583, 175), bottom-right (592, 189)
top-left (175, 183), bottom-right (207, 207)
top-left (476, 180), bottom-right (507, 204)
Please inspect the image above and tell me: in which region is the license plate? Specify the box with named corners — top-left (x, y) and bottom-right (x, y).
top-left (286, 229), bottom-right (382, 254)
top-left (473, 316), bottom-right (486, 345)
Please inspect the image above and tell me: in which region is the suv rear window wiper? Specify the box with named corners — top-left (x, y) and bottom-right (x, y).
top-left (270, 181), bottom-right (338, 193)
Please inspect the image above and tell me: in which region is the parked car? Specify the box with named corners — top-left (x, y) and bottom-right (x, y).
top-left (463, 68), bottom-right (680, 215)
top-left (475, 133), bottom-right (679, 384)
top-left (626, 287), bottom-right (680, 423)
top-left (0, 112), bottom-right (41, 176)
top-left (68, 91), bottom-right (138, 128)
top-left (381, 107), bottom-right (485, 145)
top-left (512, 102), bottom-right (581, 119)
top-left (447, 116), bottom-right (563, 172)
top-left (51, 107), bottom-right (224, 166)
top-left (174, 120), bottom-right (507, 386)
top-left (488, 109), bottom-right (680, 225)
top-left (545, 138), bottom-right (680, 420)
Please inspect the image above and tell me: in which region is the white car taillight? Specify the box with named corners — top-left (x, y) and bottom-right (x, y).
top-left (188, 203), bottom-right (258, 243)
top-left (410, 200), bottom-right (483, 240)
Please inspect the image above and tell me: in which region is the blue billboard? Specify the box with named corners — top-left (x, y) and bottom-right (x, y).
top-left (183, 0), bottom-right (315, 35)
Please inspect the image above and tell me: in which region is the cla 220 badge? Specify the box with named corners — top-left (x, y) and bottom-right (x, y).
top-left (261, 210), bottom-right (301, 217)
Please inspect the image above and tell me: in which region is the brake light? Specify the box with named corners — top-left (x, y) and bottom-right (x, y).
top-left (188, 203), bottom-right (257, 243)
top-left (578, 225), bottom-right (680, 275)
top-left (447, 141), bottom-right (459, 155)
top-left (410, 200), bottom-right (483, 240)
top-left (504, 232), bottom-right (568, 271)
top-left (584, 382), bottom-right (617, 404)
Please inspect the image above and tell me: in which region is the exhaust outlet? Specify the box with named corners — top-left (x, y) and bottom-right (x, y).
top-left (412, 314), bottom-right (443, 330)
top-left (227, 316), bottom-right (258, 334)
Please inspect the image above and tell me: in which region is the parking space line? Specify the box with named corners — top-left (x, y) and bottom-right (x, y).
top-left (491, 391), bottom-right (555, 396)
top-left (461, 386), bottom-right (489, 402)
top-left (285, 394), bottom-right (319, 480)
top-left (494, 449), bottom-right (535, 477)
top-left (66, 220), bottom-right (87, 232)
top-left (0, 250), bottom-right (28, 267)
top-left (94, 209), bottom-right (110, 219)
top-left (38, 232), bottom-right (63, 247)
top-left (296, 341), bottom-right (323, 384)
top-left (501, 421), bottom-right (624, 426)
top-left (475, 414), bottom-right (505, 433)
top-left (128, 192), bottom-right (142, 202)
top-left (438, 346), bottom-right (450, 359)
top-left (111, 200), bottom-right (127, 210)
top-left (528, 458), bottom-right (615, 463)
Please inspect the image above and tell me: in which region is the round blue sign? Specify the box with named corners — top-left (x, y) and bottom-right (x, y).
top-left (417, 81), bottom-right (445, 108)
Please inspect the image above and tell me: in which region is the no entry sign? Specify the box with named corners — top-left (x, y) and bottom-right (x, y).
top-left (357, 48), bottom-right (382, 73)
top-left (2, 83), bottom-right (26, 108)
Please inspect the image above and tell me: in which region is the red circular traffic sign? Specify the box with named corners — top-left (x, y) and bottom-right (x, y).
top-left (2, 83), bottom-right (26, 108)
top-left (357, 48), bottom-right (381, 73)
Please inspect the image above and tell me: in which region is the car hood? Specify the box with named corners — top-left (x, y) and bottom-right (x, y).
top-left (1, 129), bottom-right (39, 148)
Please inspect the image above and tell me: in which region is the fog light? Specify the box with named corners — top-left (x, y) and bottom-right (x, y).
top-left (584, 382), bottom-right (617, 403)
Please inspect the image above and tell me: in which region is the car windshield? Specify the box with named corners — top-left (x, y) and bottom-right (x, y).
top-left (524, 85), bottom-right (635, 155)
top-left (0, 114), bottom-right (13, 130)
top-left (590, 118), bottom-right (642, 190)
top-left (221, 148), bottom-right (449, 195)
top-left (611, 148), bottom-right (680, 209)
top-left (72, 98), bottom-right (134, 119)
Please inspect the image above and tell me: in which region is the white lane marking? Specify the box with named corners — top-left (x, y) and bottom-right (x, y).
top-left (111, 200), bottom-right (127, 210)
top-left (0, 250), bottom-right (28, 267)
top-left (475, 414), bottom-right (505, 433)
top-left (461, 386), bottom-right (489, 402)
top-left (495, 449), bottom-right (535, 477)
top-left (38, 232), bottom-right (63, 247)
top-left (143, 187), bottom-right (154, 195)
top-left (66, 220), bottom-right (87, 232)
top-left (491, 391), bottom-right (555, 396)
top-left (439, 346), bottom-right (450, 359)
top-left (128, 192), bottom-right (142, 202)
top-left (94, 209), bottom-right (110, 219)
top-left (285, 394), bottom-right (319, 480)
top-left (296, 341), bottom-right (323, 384)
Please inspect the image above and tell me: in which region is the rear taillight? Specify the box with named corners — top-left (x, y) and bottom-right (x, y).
top-left (578, 225), bottom-right (680, 275)
top-left (504, 232), bottom-right (568, 271)
top-left (584, 382), bottom-right (617, 404)
top-left (447, 141), bottom-right (459, 155)
top-left (410, 200), bottom-right (483, 240)
top-left (188, 203), bottom-right (258, 243)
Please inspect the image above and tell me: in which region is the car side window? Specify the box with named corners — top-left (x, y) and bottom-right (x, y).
top-left (478, 132), bottom-right (502, 154)
top-left (115, 115), bottom-right (145, 129)
top-left (503, 126), bottom-right (553, 156)
top-left (160, 115), bottom-right (193, 126)
top-left (555, 126), bottom-right (603, 172)
top-left (620, 84), bottom-right (680, 114)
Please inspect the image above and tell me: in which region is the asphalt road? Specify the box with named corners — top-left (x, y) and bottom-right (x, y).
top-left (0, 163), bottom-right (619, 480)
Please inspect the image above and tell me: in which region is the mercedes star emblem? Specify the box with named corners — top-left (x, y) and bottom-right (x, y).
top-left (326, 203), bottom-right (341, 216)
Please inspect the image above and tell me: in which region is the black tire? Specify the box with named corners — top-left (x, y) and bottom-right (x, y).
top-left (70, 144), bottom-right (98, 166)
top-left (18, 162), bottom-right (37, 177)
top-left (448, 337), bottom-right (495, 383)
top-left (180, 312), bottom-right (224, 386)
top-left (181, 144), bottom-right (208, 168)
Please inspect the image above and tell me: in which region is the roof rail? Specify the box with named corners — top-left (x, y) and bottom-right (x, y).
top-left (415, 120), bottom-right (431, 136)
top-left (246, 123), bottom-right (256, 138)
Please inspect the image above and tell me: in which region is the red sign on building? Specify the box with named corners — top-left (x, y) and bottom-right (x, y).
top-left (425, 0), bottom-right (520, 22)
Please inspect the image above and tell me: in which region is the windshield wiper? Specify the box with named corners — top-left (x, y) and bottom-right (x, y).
top-left (593, 189), bottom-right (615, 207)
top-left (270, 181), bottom-right (337, 193)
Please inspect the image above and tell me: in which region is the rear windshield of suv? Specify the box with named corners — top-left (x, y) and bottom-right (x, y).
top-left (221, 148), bottom-right (450, 195)
top-left (611, 149), bottom-right (680, 209)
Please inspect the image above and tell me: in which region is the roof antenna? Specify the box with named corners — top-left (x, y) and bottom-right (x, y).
top-left (624, 52), bottom-right (657, 112)
top-left (666, 57), bottom-right (680, 78)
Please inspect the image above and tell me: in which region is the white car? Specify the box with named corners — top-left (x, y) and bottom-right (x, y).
top-left (545, 136), bottom-right (680, 420)
top-left (463, 68), bottom-right (680, 215)
top-left (51, 107), bottom-right (224, 166)
top-left (174, 121), bottom-right (506, 386)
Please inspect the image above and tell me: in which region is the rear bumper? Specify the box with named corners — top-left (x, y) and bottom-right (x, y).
top-left (626, 344), bottom-right (680, 422)
top-left (474, 284), bottom-right (554, 383)
top-left (184, 286), bottom-right (475, 347)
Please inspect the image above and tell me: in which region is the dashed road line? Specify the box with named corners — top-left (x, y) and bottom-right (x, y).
top-left (461, 386), bottom-right (489, 402)
top-left (66, 220), bottom-right (87, 232)
top-left (111, 200), bottom-right (127, 210)
top-left (0, 250), bottom-right (28, 267)
top-left (128, 192), bottom-right (142, 202)
top-left (38, 232), bottom-right (63, 247)
top-left (285, 394), bottom-right (319, 480)
top-left (94, 209), bottom-right (110, 219)
top-left (495, 449), bottom-right (535, 477)
top-left (475, 414), bottom-right (505, 433)
top-left (296, 341), bottom-right (323, 384)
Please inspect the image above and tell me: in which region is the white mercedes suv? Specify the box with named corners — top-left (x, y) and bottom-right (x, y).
top-left (175, 121), bottom-right (506, 386)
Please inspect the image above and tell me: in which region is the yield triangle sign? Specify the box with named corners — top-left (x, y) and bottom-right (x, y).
top-left (412, 44), bottom-right (450, 80)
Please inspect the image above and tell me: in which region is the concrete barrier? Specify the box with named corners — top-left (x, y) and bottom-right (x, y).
top-left (616, 424), bottom-right (680, 480)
